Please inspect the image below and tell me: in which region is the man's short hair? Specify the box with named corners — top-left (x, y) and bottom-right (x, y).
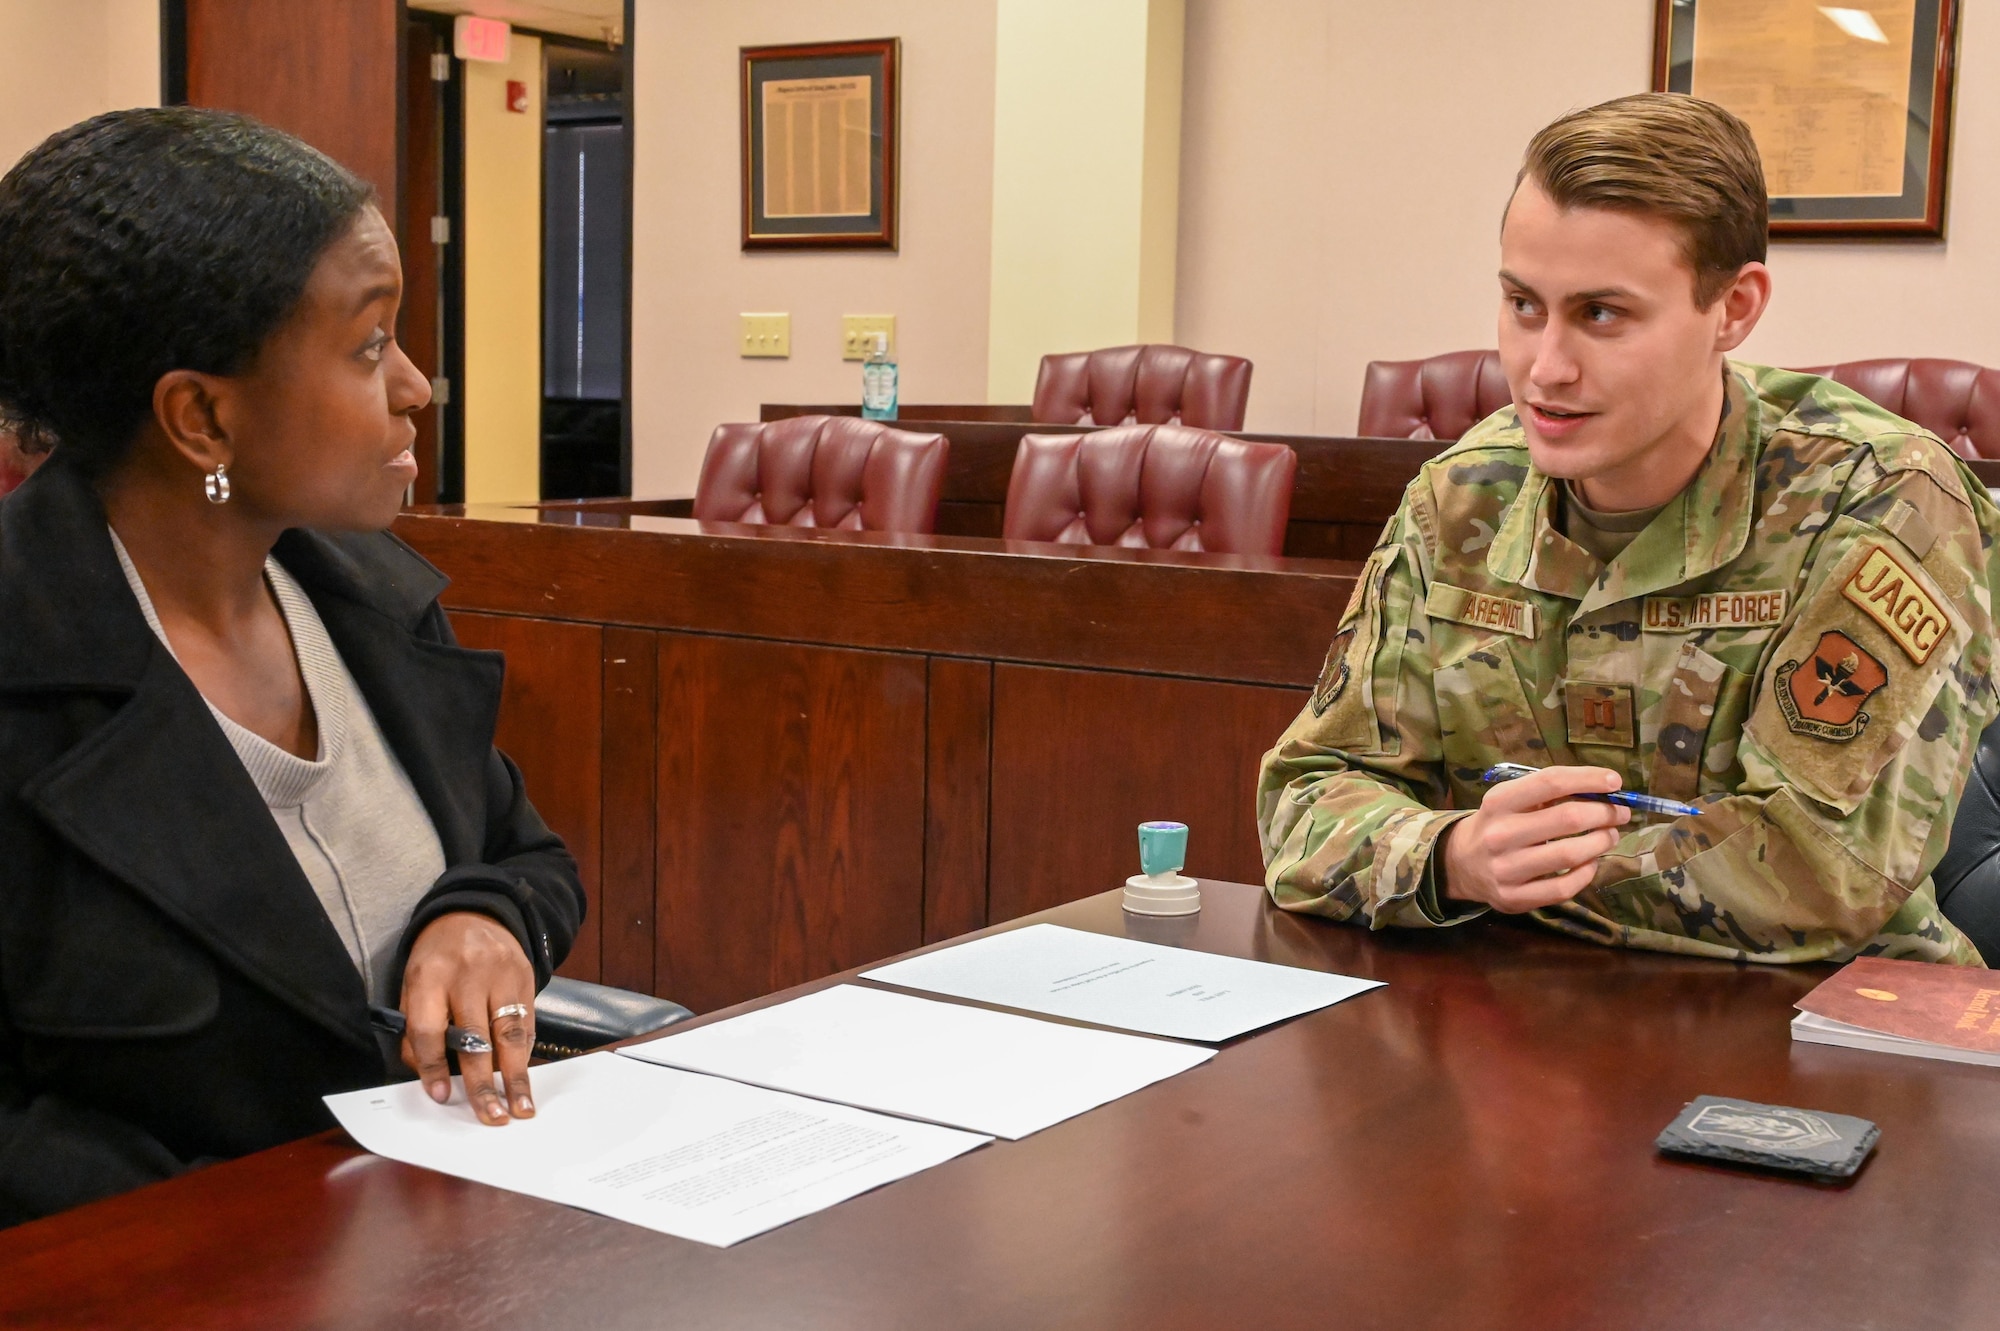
top-left (1516, 93), bottom-right (1768, 309)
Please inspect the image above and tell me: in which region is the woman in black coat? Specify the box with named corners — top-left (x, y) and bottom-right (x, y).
top-left (0, 109), bottom-right (585, 1225)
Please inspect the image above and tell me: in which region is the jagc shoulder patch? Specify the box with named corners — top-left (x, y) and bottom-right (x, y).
top-left (1425, 581), bottom-right (1537, 638)
top-left (1775, 630), bottom-right (1888, 741)
top-left (1842, 543), bottom-right (1951, 663)
top-left (1642, 590), bottom-right (1788, 632)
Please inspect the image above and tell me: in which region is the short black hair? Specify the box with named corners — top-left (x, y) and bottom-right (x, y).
top-left (0, 107), bottom-right (373, 473)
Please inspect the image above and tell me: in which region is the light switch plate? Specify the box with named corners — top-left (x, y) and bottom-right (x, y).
top-left (740, 312), bottom-right (790, 358)
top-left (841, 314), bottom-right (896, 361)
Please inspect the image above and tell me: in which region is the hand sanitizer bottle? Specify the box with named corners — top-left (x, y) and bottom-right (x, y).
top-left (1122, 821), bottom-right (1200, 916)
top-left (861, 332), bottom-right (899, 421)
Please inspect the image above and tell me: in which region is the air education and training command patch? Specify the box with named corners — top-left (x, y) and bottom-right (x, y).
top-left (1775, 630), bottom-right (1888, 742)
top-left (1311, 627), bottom-right (1355, 716)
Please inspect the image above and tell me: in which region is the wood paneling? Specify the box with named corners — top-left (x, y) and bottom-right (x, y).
top-left (398, 514), bottom-right (1350, 689)
top-left (988, 665), bottom-right (1307, 924)
top-left (448, 612), bottom-right (604, 982)
top-left (599, 628), bottom-right (657, 994)
top-left (392, 512), bottom-right (1362, 1006)
top-left (922, 658), bottom-right (991, 941)
top-left (655, 635), bottom-right (927, 1013)
top-left (182, 0), bottom-right (401, 217)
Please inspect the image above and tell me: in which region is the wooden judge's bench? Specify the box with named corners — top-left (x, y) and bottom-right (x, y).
top-left (389, 416), bottom-right (1438, 1014)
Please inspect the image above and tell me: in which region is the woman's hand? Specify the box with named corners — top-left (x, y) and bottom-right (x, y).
top-left (398, 912), bottom-right (538, 1125)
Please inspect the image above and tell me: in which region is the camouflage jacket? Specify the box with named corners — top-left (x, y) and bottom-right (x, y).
top-left (1258, 362), bottom-right (2000, 965)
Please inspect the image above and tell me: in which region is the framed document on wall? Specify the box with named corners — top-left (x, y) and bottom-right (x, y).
top-left (1654, 0), bottom-right (1960, 237)
top-left (741, 38), bottom-right (900, 250)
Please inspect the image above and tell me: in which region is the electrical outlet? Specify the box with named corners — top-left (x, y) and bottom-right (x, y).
top-left (841, 314), bottom-right (896, 361)
top-left (739, 312), bottom-right (790, 358)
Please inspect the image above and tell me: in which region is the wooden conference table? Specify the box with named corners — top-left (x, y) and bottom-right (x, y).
top-left (5, 881), bottom-right (1995, 1330)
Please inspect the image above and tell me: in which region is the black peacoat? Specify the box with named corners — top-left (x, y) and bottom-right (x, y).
top-left (0, 459), bottom-right (586, 1226)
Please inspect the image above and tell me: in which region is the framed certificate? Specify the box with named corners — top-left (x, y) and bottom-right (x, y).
top-left (741, 38), bottom-right (900, 250)
top-left (1654, 0), bottom-right (1960, 237)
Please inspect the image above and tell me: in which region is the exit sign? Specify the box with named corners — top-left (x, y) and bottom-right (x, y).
top-left (453, 15), bottom-right (511, 63)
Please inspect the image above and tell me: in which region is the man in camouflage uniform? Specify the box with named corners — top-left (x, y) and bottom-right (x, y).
top-left (1258, 94), bottom-right (2000, 965)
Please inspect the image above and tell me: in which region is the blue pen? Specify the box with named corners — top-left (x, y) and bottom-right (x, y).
top-left (1481, 763), bottom-right (1702, 818)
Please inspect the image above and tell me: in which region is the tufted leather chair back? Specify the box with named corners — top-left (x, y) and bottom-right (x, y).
top-left (1032, 344), bottom-right (1254, 432)
top-left (1799, 358), bottom-right (2000, 459)
top-left (1359, 350), bottom-right (2000, 455)
top-left (692, 415), bottom-right (950, 534)
top-left (1357, 350), bottom-right (1512, 441)
top-left (1001, 423), bottom-right (1297, 556)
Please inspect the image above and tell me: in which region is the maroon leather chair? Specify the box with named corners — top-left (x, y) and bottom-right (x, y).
top-left (1800, 358), bottom-right (2000, 459)
top-left (1032, 344), bottom-right (1253, 432)
top-left (692, 415), bottom-right (950, 534)
top-left (1359, 350), bottom-right (2000, 456)
top-left (1357, 349), bottom-right (1510, 440)
top-left (1001, 423), bottom-right (1297, 556)
top-left (0, 433), bottom-right (38, 497)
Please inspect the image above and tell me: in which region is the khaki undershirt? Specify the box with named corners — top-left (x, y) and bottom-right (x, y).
top-left (1559, 480), bottom-right (1667, 565)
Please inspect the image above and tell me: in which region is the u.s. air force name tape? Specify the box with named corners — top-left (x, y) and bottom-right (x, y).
top-left (1642, 590), bottom-right (1787, 632)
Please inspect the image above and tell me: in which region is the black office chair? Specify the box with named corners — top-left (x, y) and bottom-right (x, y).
top-left (1933, 715), bottom-right (2000, 962)
top-left (533, 977), bottom-right (694, 1060)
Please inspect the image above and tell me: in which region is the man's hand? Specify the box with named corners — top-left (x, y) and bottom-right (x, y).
top-left (1441, 765), bottom-right (1631, 912)
top-left (399, 912), bottom-right (538, 1125)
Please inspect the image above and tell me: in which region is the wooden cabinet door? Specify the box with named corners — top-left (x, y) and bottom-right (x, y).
top-left (989, 665), bottom-right (1308, 923)
top-left (656, 634), bottom-right (926, 1013)
top-left (448, 612), bottom-right (604, 982)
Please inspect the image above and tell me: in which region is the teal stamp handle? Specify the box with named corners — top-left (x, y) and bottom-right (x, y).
top-left (1138, 821), bottom-right (1188, 877)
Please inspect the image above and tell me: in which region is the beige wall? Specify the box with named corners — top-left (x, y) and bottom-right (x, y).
top-left (986, 0), bottom-right (1183, 403)
top-left (0, 0), bottom-right (158, 173)
top-left (627, 0), bottom-right (2000, 478)
top-left (630, 0), bottom-right (998, 496)
top-left (1176, 0), bottom-right (1652, 436)
top-left (461, 35), bottom-right (545, 504)
top-left (1176, 0), bottom-right (2000, 436)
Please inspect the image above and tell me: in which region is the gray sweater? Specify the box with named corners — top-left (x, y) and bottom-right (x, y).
top-left (111, 530), bottom-right (445, 1003)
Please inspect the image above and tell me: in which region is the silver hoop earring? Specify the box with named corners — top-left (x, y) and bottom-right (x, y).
top-left (204, 464), bottom-right (231, 505)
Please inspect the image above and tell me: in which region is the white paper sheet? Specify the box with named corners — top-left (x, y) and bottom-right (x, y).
top-left (618, 984), bottom-right (1213, 1139)
top-left (324, 1053), bottom-right (989, 1247)
top-left (861, 923), bottom-right (1383, 1043)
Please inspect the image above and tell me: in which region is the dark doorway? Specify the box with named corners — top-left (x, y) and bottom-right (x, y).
top-left (400, 9), bottom-right (465, 504)
top-left (541, 42), bottom-right (627, 500)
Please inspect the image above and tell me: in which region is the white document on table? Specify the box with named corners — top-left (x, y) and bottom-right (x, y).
top-left (324, 1052), bottom-right (989, 1248)
top-left (618, 983), bottom-right (1213, 1140)
top-left (861, 922), bottom-right (1383, 1043)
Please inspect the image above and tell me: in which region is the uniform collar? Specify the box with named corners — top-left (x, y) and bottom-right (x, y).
top-left (1487, 363), bottom-right (1761, 611)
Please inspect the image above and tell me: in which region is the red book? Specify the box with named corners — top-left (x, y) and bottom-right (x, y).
top-left (1792, 956), bottom-right (2000, 1067)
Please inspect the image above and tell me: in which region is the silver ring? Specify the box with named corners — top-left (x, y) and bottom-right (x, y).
top-left (492, 1002), bottom-right (531, 1021)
